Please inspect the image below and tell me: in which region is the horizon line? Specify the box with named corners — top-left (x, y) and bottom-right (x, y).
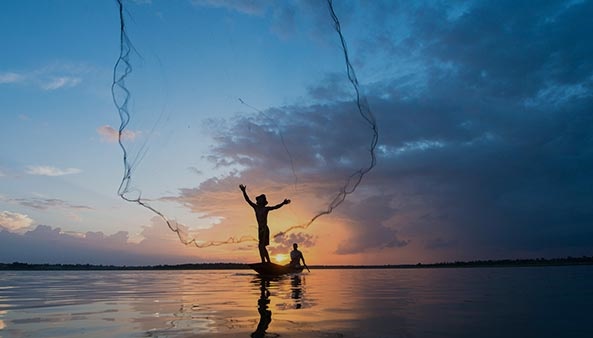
top-left (1, 256), bottom-right (592, 270)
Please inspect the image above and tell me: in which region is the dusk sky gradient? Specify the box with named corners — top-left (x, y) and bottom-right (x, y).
top-left (1, 0), bottom-right (592, 265)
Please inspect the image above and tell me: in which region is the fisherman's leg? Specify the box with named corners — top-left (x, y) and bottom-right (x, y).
top-left (258, 244), bottom-right (266, 263)
top-left (261, 226), bottom-right (271, 262)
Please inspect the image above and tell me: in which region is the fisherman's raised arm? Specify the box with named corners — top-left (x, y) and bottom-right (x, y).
top-left (239, 184), bottom-right (256, 208)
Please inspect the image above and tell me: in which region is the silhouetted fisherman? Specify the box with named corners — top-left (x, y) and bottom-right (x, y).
top-left (289, 243), bottom-right (307, 268)
top-left (240, 184), bottom-right (290, 263)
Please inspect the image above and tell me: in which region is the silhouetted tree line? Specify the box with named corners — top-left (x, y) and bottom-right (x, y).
top-left (414, 255), bottom-right (593, 268)
top-left (1, 256), bottom-right (592, 270)
top-left (0, 262), bottom-right (248, 271)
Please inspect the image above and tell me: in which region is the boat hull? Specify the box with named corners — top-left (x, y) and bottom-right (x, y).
top-left (249, 262), bottom-right (304, 276)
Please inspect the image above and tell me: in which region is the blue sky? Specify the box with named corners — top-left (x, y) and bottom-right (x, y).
top-left (1, 0), bottom-right (593, 265)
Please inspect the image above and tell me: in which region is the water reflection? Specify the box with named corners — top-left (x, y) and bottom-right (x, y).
top-left (250, 273), bottom-right (306, 337)
top-left (2, 268), bottom-right (590, 337)
top-left (252, 278), bottom-right (272, 338)
top-left (291, 275), bottom-right (302, 309)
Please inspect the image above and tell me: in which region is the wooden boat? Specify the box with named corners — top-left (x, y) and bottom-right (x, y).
top-left (249, 262), bottom-right (304, 276)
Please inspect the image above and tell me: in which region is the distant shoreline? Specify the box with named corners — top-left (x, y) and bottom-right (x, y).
top-left (1, 256), bottom-right (592, 271)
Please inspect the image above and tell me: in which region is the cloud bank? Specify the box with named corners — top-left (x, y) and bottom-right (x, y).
top-left (0, 220), bottom-right (220, 265)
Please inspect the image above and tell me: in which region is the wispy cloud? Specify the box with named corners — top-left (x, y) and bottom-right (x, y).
top-left (191, 0), bottom-right (267, 15)
top-left (25, 165), bottom-right (82, 177)
top-left (97, 125), bottom-right (140, 143)
top-left (188, 166), bottom-right (203, 175)
top-left (40, 76), bottom-right (81, 91)
top-left (9, 197), bottom-right (92, 211)
top-left (0, 72), bottom-right (25, 84)
top-left (0, 62), bottom-right (89, 91)
top-left (0, 211), bottom-right (34, 232)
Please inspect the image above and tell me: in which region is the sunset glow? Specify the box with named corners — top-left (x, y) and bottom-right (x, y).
top-left (274, 254), bottom-right (289, 265)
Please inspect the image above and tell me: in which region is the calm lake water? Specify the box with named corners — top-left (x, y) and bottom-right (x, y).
top-left (0, 266), bottom-right (592, 338)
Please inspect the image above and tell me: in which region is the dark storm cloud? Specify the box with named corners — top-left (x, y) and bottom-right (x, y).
top-left (177, 0), bottom-right (593, 259)
top-left (361, 0), bottom-right (593, 256)
top-left (307, 73), bottom-right (352, 101)
top-left (335, 196), bottom-right (410, 255)
top-left (409, 0), bottom-right (593, 99)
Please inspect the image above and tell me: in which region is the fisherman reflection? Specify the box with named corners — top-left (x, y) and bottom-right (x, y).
top-left (291, 274), bottom-right (302, 309)
top-left (252, 278), bottom-right (272, 338)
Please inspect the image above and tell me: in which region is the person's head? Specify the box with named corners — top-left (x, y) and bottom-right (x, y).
top-left (293, 243), bottom-right (298, 250)
top-left (256, 194), bottom-right (268, 206)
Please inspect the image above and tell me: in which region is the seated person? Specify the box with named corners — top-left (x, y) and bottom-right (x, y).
top-left (289, 243), bottom-right (306, 267)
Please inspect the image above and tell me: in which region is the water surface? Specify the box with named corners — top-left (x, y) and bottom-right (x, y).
top-left (1, 266), bottom-right (591, 337)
